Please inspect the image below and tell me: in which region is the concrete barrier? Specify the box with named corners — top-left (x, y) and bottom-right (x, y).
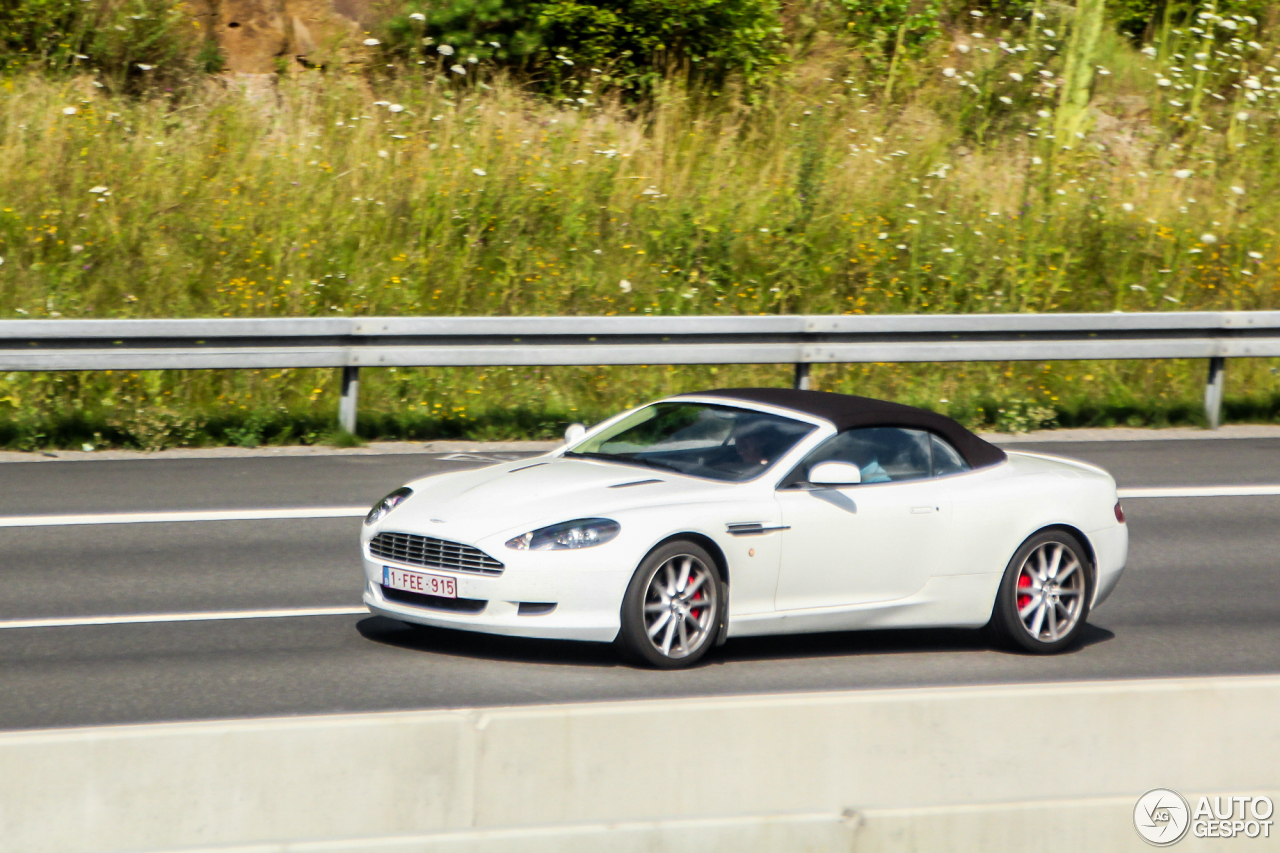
top-left (2, 675), bottom-right (1277, 852)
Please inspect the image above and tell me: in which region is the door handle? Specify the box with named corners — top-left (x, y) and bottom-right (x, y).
top-left (911, 506), bottom-right (936, 514)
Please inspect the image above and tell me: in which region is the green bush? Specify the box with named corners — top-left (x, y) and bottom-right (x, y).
top-left (839, 0), bottom-right (943, 59)
top-left (1107, 0), bottom-right (1273, 42)
top-left (538, 0), bottom-right (787, 93)
top-left (0, 0), bottom-right (202, 89)
top-left (377, 0), bottom-right (787, 95)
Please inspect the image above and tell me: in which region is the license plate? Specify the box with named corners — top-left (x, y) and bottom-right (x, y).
top-left (382, 566), bottom-right (457, 599)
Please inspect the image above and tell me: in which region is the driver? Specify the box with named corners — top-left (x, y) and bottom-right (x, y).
top-left (732, 422), bottom-right (778, 467)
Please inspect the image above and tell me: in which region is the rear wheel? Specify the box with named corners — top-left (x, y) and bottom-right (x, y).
top-left (617, 540), bottom-right (723, 669)
top-left (991, 530), bottom-right (1092, 654)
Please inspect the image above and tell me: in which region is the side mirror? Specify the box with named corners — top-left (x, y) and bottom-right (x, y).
top-left (808, 461), bottom-right (862, 487)
top-left (564, 423), bottom-right (587, 444)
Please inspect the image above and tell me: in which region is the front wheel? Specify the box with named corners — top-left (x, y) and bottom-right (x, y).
top-left (990, 530), bottom-right (1093, 654)
top-left (617, 540), bottom-right (724, 669)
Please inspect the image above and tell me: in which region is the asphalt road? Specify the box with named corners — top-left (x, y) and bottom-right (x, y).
top-left (1, 439), bottom-right (1277, 730)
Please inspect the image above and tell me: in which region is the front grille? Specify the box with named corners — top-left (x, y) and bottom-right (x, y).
top-left (381, 585), bottom-right (488, 613)
top-left (369, 531), bottom-right (505, 576)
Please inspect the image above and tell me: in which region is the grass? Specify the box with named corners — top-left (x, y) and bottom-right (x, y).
top-left (1, 9), bottom-right (1279, 449)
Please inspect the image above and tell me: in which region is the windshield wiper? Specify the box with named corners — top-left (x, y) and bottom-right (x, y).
top-left (564, 451), bottom-right (685, 475)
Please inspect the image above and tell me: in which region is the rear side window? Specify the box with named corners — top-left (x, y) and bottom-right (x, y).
top-left (782, 427), bottom-right (971, 486)
top-left (930, 435), bottom-right (970, 476)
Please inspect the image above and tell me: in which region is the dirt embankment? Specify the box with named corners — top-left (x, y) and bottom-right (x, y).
top-left (188, 0), bottom-right (373, 74)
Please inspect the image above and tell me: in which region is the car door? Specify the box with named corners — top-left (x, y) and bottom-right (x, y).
top-left (772, 427), bottom-right (955, 611)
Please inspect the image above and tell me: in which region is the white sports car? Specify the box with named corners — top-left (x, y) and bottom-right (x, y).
top-left (361, 389), bottom-right (1128, 668)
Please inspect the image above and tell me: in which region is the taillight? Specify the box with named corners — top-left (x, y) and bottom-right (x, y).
top-left (1114, 502), bottom-right (1125, 523)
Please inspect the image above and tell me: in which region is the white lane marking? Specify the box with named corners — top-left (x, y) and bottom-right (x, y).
top-left (1118, 485), bottom-right (1280, 498)
top-left (0, 606), bottom-right (368, 631)
top-left (0, 507), bottom-right (367, 528)
top-left (0, 486), bottom-right (1277, 529)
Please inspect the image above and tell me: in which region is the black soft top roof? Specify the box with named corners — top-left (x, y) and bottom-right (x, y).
top-left (682, 387), bottom-right (1007, 469)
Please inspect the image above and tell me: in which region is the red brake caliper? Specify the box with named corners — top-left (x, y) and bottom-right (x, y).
top-left (1017, 573), bottom-right (1032, 609)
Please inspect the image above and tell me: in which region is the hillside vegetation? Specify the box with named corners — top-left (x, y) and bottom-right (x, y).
top-left (1, 0), bottom-right (1279, 448)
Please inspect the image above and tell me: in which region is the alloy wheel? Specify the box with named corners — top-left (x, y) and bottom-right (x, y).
top-left (641, 554), bottom-right (718, 659)
top-left (1015, 541), bottom-right (1085, 643)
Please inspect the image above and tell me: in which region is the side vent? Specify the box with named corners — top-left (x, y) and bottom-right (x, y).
top-left (726, 522), bottom-right (790, 536)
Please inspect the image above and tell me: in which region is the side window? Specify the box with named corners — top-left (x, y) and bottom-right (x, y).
top-left (930, 435), bottom-right (970, 477)
top-left (785, 427), bottom-right (932, 485)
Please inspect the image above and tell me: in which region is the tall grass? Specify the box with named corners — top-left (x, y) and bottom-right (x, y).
top-left (1, 8), bottom-right (1279, 448)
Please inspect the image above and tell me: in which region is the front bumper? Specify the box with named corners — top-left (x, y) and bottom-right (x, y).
top-left (361, 554), bottom-right (632, 642)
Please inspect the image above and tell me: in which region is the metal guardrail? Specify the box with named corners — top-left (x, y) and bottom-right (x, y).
top-left (3, 311), bottom-right (1278, 432)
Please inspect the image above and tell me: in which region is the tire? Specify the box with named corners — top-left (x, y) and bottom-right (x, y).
top-left (616, 540), bottom-right (724, 669)
top-left (990, 529), bottom-right (1093, 654)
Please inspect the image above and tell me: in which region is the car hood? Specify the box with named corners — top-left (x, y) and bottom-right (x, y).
top-left (378, 456), bottom-right (738, 542)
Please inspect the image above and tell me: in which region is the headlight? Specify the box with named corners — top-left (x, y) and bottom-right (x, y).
top-left (505, 518), bottom-right (620, 551)
top-left (365, 487), bottom-right (413, 526)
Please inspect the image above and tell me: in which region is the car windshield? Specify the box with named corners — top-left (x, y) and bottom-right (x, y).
top-left (565, 402), bottom-right (816, 482)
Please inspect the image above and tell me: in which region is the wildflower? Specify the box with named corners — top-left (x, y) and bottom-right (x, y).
top-left (388, 103), bottom-right (404, 112)
top-left (378, 150), bottom-right (388, 158)
top-left (619, 279), bottom-right (632, 293)
top-left (1142, 47), bottom-right (1157, 58)
top-left (1163, 295), bottom-right (1180, 303)
top-left (1130, 284), bottom-right (1147, 291)
top-left (1037, 109), bottom-right (1051, 119)
top-left (136, 64), bottom-right (153, 71)
top-left (957, 44), bottom-right (970, 54)
top-left (896, 244), bottom-right (907, 250)
top-left (71, 245), bottom-right (84, 253)
top-left (1248, 251), bottom-right (1263, 259)
top-left (1009, 72), bottom-right (1024, 82)
top-left (1031, 156), bottom-right (1042, 165)
top-left (998, 96), bottom-right (1013, 105)
top-left (62, 106), bottom-right (77, 115)
top-left (0, 257), bottom-right (4, 266)
top-left (1157, 78), bottom-right (1172, 87)
top-left (451, 65), bottom-right (466, 75)
top-left (1219, 19), bottom-right (1237, 30)
top-left (363, 38), bottom-right (380, 46)
top-left (1173, 169), bottom-right (1193, 179)
top-left (1043, 29), bottom-right (1056, 38)
top-left (1122, 203), bottom-right (1134, 212)
top-left (408, 12), bottom-right (425, 21)
top-left (970, 9), bottom-right (983, 16)
top-left (942, 68), bottom-right (957, 78)
top-left (1237, 111), bottom-right (1250, 122)
top-left (941, 247), bottom-right (955, 253)
top-left (489, 41), bottom-right (500, 48)
top-left (88, 186), bottom-right (108, 194)
top-left (759, 228), bottom-right (769, 233)
top-left (1243, 77), bottom-right (1262, 90)
top-left (467, 56), bottom-right (478, 64)
top-left (1038, 69), bottom-right (1053, 78)
top-left (1097, 66), bottom-right (1111, 76)
top-left (472, 168), bottom-right (486, 176)
top-left (438, 45), bottom-right (454, 56)
top-left (878, 233), bottom-right (888, 240)
top-left (1200, 233), bottom-right (1217, 244)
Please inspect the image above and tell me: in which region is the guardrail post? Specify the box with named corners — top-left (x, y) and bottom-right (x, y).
top-left (793, 363), bottom-right (811, 391)
top-left (1204, 357), bottom-right (1225, 430)
top-left (339, 366), bottom-right (359, 434)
